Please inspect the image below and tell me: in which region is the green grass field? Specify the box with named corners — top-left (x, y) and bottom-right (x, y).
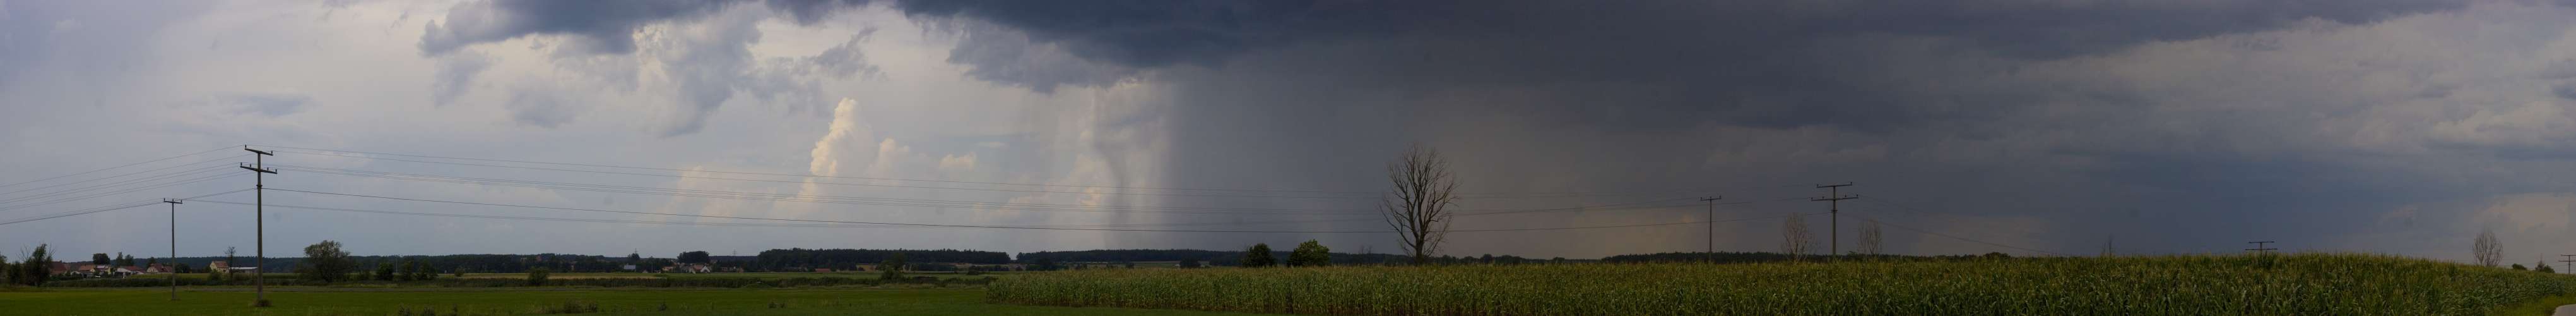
top-left (0, 287), bottom-right (1260, 315)
top-left (990, 253), bottom-right (2576, 315)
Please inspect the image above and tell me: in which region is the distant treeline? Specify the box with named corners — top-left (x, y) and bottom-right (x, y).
top-left (752, 248), bottom-right (1012, 270)
top-left (145, 253), bottom-right (641, 274)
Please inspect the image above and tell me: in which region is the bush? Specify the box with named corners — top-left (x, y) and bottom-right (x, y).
top-left (526, 267), bottom-right (551, 286)
top-left (1241, 243), bottom-right (1276, 268)
top-left (1288, 240), bottom-right (1332, 267)
top-left (296, 240), bottom-right (357, 283)
top-left (539, 300), bottom-right (598, 313)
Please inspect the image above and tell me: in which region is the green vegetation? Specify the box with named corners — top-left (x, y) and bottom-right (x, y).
top-left (1239, 244), bottom-right (1275, 268)
top-left (526, 267), bottom-right (551, 286)
top-left (6, 245), bottom-right (50, 286)
top-left (990, 253), bottom-right (2576, 315)
top-left (0, 288), bottom-right (1259, 315)
top-left (1287, 241), bottom-right (1330, 267)
top-left (297, 240), bottom-right (357, 283)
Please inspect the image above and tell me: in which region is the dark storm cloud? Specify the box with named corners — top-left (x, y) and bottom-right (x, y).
top-left (420, 0), bottom-right (738, 56)
top-left (871, 0), bottom-right (2473, 143)
top-left (875, 0), bottom-right (2545, 256)
top-left (891, 0), bottom-right (2459, 93)
top-left (418, 0), bottom-right (887, 56)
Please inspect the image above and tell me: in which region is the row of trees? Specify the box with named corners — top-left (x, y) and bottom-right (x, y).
top-left (752, 248), bottom-right (1008, 271)
top-left (4, 245), bottom-right (50, 286)
top-left (1239, 240), bottom-right (1336, 267)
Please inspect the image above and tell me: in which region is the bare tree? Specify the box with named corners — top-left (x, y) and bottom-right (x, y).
top-left (2473, 228), bottom-right (2501, 267)
top-left (1857, 219), bottom-right (1883, 256)
top-left (1381, 145), bottom-right (1458, 265)
top-left (1781, 215), bottom-right (1811, 261)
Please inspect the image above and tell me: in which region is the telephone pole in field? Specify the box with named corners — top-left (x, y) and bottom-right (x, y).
top-left (1700, 196), bottom-right (1723, 255)
top-left (2559, 255), bottom-right (2573, 274)
top-left (1811, 183), bottom-right (1857, 258)
top-left (2244, 241), bottom-right (2277, 255)
top-left (237, 146), bottom-right (276, 307)
top-left (163, 198), bottom-right (182, 300)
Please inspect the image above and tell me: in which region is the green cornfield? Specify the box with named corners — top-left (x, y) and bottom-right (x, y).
top-left (987, 253), bottom-right (2576, 315)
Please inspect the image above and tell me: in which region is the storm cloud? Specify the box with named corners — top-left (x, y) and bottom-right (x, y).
top-left (6, 0), bottom-right (2576, 262)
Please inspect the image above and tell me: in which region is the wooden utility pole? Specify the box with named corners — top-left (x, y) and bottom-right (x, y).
top-left (2244, 241), bottom-right (2277, 255)
top-left (237, 147), bottom-right (276, 307)
top-left (163, 198), bottom-right (182, 300)
top-left (1811, 183), bottom-right (1857, 258)
top-left (1700, 196), bottom-right (1722, 255)
top-left (2558, 255), bottom-right (2573, 274)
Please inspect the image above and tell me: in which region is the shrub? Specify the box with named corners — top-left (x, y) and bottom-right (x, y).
top-left (1288, 240), bottom-right (1332, 267)
top-left (526, 267), bottom-right (551, 286)
top-left (1241, 243), bottom-right (1276, 268)
top-left (295, 240), bottom-right (357, 283)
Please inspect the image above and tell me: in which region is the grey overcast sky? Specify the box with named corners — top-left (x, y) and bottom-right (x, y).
top-left (3, 0), bottom-right (2574, 262)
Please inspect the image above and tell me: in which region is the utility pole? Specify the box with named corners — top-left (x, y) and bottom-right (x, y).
top-left (1810, 183), bottom-right (1857, 258)
top-left (2559, 255), bottom-right (2573, 274)
top-left (1700, 196), bottom-right (1722, 255)
top-left (2244, 241), bottom-right (2276, 255)
top-left (163, 198), bottom-right (182, 301)
top-left (237, 146), bottom-right (276, 307)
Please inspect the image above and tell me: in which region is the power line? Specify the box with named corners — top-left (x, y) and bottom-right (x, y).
top-left (0, 189), bottom-right (252, 226)
top-left (0, 168), bottom-right (229, 207)
top-left (0, 145), bottom-right (235, 190)
top-left (1848, 198), bottom-right (2053, 241)
top-left (268, 163), bottom-right (1746, 217)
top-left (0, 166), bottom-right (231, 205)
top-left (1811, 182), bottom-right (1857, 258)
top-left (0, 171), bottom-right (245, 214)
top-left (0, 154), bottom-right (248, 200)
top-left (1847, 214), bottom-right (2070, 257)
top-left (280, 150), bottom-right (1391, 200)
top-left (262, 188), bottom-right (1814, 233)
top-left (207, 200), bottom-right (1814, 233)
top-left (273, 164), bottom-right (1376, 214)
top-left (259, 145), bottom-right (1787, 198)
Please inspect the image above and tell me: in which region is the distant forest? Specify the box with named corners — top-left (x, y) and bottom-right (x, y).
top-left (752, 248), bottom-right (1012, 270)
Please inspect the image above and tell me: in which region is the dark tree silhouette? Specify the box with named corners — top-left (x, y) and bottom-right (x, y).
top-left (1241, 243), bottom-right (1277, 267)
top-left (1381, 144), bottom-right (1458, 265)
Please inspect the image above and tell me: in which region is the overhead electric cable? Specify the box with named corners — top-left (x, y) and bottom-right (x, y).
top-left (0, 145), bottom-right (235, 190)
top-left (257, 145), bottom-right (1790, 198)
top-left (267, 164), bottom-right (1742, 217)
top-left (1850, 214), bottom-right (2071, 257)
top-left (0, 188), bottom-right (252, 226)
top-left (0, 166), bottom-right (232, 205)
top-left (266, 188), bottom-right (1819, 233)
top-left (0, 154), bottom-right (249, 199)
top-left (0, 171), bottom-right (244, 213)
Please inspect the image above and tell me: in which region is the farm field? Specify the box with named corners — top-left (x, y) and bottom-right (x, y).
top-left (0, 287), bottom-right (1262, 315)
top-left (989, 253), bottom-right (2576, 315)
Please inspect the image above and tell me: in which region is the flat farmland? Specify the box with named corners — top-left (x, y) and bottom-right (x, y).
top-left (0, 287), bottom-right (1259, 315)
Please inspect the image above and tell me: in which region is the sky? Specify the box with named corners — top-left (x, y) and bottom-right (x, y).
top-left (3, 0), bottom-right (2575, 264)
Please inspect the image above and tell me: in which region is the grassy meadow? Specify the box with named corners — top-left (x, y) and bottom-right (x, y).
top-left (988, 253), bottom-right (2576, 315)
